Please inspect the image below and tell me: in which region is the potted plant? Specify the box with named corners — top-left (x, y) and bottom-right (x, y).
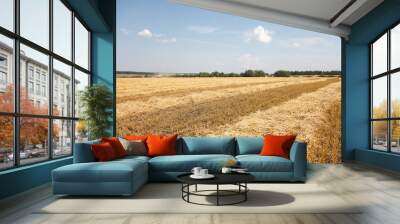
top-left (79, 84), bottom-right (113, 140)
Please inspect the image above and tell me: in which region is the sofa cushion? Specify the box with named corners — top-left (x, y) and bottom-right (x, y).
top-left (119, 138), bottom-right (147, 156)
top-left (149, 154), bottom-right (235, 172)
top-left (180, 137), bottom-right (236, 155)
top-left (236, 155), bottom-right (293, 172)
top-left (91, 142), bottom-right (118, 161)
top-left (260, 135), bottom-right (296, 159)
top-left (101, 137), bottom-right (127, 158)
top-left (73, 139), bottom-right (100, 163)
top-left (147, 135), bottom-right (178, 157)
top-left (53, 158), bottom-right (147, 183)
top-left (236, 137), bottom-right (263, 155)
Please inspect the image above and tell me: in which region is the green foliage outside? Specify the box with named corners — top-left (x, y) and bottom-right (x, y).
top-left (80, 84), bottom-right (113, 140)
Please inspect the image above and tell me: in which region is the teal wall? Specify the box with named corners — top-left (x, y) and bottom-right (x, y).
top-left (0, 0), bottom-right (116, 200)
top-left (92, 32), bottom-right (115, 135)
top-left (344, 0), bottom-right (400, 171)
top-left (0, 158), bottom-right (72, 199)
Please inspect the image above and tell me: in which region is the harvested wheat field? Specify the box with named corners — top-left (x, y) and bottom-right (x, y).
top-left (117, 76), bottom-right (341, 163)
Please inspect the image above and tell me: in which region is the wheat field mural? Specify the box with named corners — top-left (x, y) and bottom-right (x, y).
top-left (117, 76), bottom-right (341, 163)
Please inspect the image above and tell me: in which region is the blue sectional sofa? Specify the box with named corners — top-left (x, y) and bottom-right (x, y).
top-left (52, 137), bottom-right (307, 196)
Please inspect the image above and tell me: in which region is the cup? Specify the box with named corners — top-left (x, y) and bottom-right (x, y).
top-left (221, 167), bottom-right (232, 174)
top-left (191, 167), bottom-right (202, 176)
top-left (200, 169), bottom-right (208, 176)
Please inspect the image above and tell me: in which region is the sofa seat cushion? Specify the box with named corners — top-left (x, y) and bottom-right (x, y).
top-left (53, 159), bottom-right (147, 183)
top-left (236, 155), bottom-right (293, 172)
top-left (179, 137), bottom-right (236, 155)
top-left (149, 155), bottom-right (235, 172)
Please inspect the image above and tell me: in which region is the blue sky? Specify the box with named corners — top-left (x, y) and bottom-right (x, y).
top-left (117, 0), bottom-right (341, 74)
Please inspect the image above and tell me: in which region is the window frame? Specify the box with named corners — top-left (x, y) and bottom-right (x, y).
top-left (0, 0), bottom-right (92, 171)
top-left (370, 21), bottom-right (400, 154)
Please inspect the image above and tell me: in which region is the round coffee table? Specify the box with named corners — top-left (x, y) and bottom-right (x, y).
top-left (177, 173), bottom-right (255, 206)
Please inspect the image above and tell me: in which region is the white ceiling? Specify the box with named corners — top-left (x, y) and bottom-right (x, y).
top-left (171, 0), bottom-right (384, 38)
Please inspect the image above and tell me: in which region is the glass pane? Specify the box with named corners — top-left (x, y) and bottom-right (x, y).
top-left (74, 69), bottom-right (89, 118)
top-left (391, 72), bottom-right (400, 117)
top-left (0, 34), bottom-right (14, 112)
top-left (372, 121), bottom-right (388, 151)
top-left (75, 18), bottom-right (89, 70)
top-left (0, 116), bottom-right (13, 170)
top-left (53, 0), bottom-right (72, 60)
top-left (0, 0), bottom-right (14, 31)
top-left (372, 76), bottom-right (387, 119)
top-left (53, 119), bottom-right (72, 157)
top-left (372, 33), bottom-right (387, 76)
top-left (392, 24), bottom-right (400, 70)
top-left (20, 0), bottom-right (49, 49)
top-left (53, 59), bottom-right (72, 117)
top-left (75, 120), bottom-right (88, 143)
top-left (20, 44), bottom-right (49, 115)
top-left (20, 117), bottom-right (49, 165)
top-left (391, 120), bottom-right (400, 153)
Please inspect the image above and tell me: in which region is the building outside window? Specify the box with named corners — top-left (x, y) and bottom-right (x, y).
top-left (0, 0), bottom-right (91, 170)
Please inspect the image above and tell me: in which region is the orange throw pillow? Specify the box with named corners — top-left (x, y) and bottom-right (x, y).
top-left (260, 134), bottom-right (296, 159)
top-left (91, 142), bottom-right (117, 161)
top-left (101, 137), bottom-right (127, 158)
top-left (146, 135), bottom-right (177, 157)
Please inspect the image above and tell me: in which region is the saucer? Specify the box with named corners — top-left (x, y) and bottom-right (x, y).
top-left (190, 174), bottom-right (215, 179)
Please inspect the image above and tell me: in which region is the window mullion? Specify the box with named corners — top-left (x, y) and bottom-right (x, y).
top-left (71, 10), bottom-right (76, 154)
top-left (388, 30), bottom-right (391, 153)
top-left (48, 0), bottom-right (54, 160)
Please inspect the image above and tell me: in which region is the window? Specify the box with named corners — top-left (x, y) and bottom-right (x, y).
top-left (370, 23), bottom-right (400, 154)
top-left (0, 34), bottom-right (13, 113)
top-left (0, 53), bottom-right (7, 86)
top-left (20, 0), bottom-right (49, 48)
top-left (75, 18), bottom-right (90, 70)
top-left (0, 0), bottom-right (14, 31)
top-left (74, 69), bottom-right (89, 118)
top-left (53, 59), bottom-right (72, 117)
top-left (53, 0), bottom-right (72, 60)
top-left (41, 85), bottom-right (46, 97)
top-left (0, 71), bottom-right (7, 84)
top-left (28, 81), bottom-right (34, 94)
top-left (0, 0), bottom-right (91, 170)
top-left (28, 67), bottom-right (34, 80)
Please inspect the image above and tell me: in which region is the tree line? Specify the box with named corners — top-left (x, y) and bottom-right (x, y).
top-left (171, 70), bottom-right (340, 77)
top-left (117, 70), bottom-right (341, 78)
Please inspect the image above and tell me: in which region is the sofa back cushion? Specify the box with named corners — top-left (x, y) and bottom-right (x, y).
top-left (236, 137), bottom-right (263, 155)
top-left (91, 142), bottom-right (118, 162)
top-left (101, 137), bottom-right (127, 158)
top-left (73, 139), bottom-right (100, 163)
top-left (147, 135), bottom-right (178, 157)
top-left (180, 137), bottom-right (236, 155)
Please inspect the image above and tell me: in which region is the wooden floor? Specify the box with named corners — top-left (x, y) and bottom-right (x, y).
top-left (1, 162), bottom-right (400, 224)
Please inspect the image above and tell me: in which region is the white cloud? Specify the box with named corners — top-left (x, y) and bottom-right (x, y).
top-left (188, 25), bottom-right (219, 34)
top-left (120, 28), bottom-right (131, 36)
top-left (245, 26), bottom-right (272, 44)
top-left (137, 29), bottom-right (153, 38)
top-left (238, 53), bottom-right (260, 69)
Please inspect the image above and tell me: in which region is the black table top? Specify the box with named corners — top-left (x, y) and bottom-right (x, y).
top-left (177, 172), bottom-right (255, 185)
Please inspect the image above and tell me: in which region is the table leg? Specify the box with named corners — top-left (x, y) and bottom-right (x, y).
top-left (217, 184), bottom-right (219, 206)
top-left (195, 184), bottom-right (198, 192)
top-left (245, 183), bottom-right (247, 201)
